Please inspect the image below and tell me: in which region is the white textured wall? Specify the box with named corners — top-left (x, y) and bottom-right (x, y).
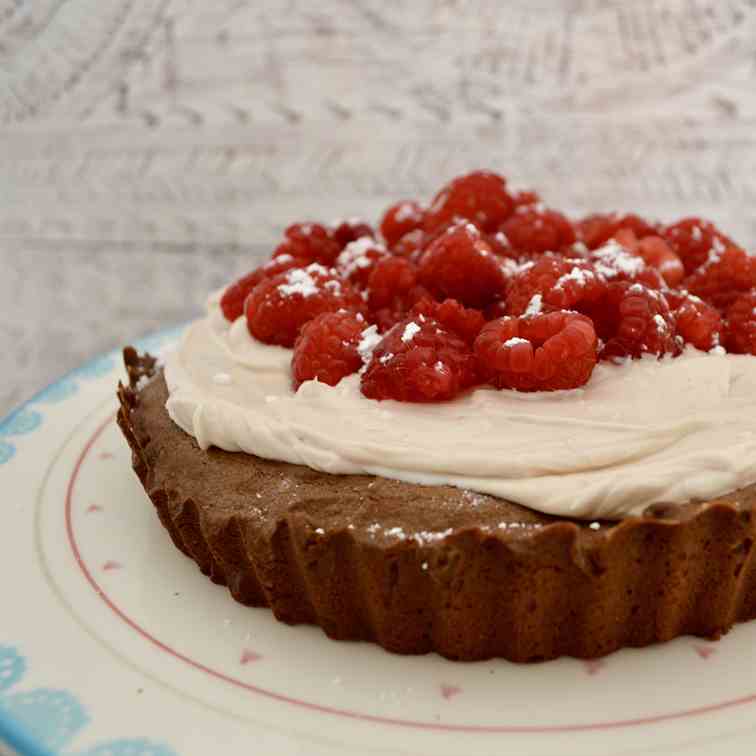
top-left (1, 0), bottom-right (755, 412)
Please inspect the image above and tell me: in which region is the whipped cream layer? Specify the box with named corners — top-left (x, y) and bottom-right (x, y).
top-left (164, 300), bottom-right (756, 520)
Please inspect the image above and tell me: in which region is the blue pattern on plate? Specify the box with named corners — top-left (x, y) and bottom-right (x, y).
top-left (1, 689), bottom-right (89, 752)
top-left (35, 380), bottom-right (79, 404)
top-left (76, 739), bottom-right (178, 756)
top-left (0, 324), bottom-right (185, 467)
top-left (72, 356), bottom-right (117, 380)
top-left (0, 441), bottom-right (14, 465)
top-left (0, 646), bottom-right (177, 755)
top-left (0, 407), bottom-right (43, 436)
top-left (0, 326), bottom-right (184, 753)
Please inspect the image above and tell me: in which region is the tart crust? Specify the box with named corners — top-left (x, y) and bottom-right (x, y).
top-left (117, 347), bottom-right (756, 662)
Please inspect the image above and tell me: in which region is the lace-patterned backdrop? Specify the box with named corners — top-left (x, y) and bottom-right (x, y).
top-left (1, 0), bottom-right (755, 414)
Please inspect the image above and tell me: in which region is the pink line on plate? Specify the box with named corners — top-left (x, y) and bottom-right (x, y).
top-left (65, 414), bottom-right (756, 734)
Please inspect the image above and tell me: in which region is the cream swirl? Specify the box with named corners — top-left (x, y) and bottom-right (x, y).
top-left (164, 297), bottom-right (756, 520)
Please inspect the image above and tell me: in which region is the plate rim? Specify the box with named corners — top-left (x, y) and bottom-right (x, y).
top-left (0, 323), bottom-right (186, 755)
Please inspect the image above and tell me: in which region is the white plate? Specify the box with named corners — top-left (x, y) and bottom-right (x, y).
top-left (2, 326), bottom-right (756, 756)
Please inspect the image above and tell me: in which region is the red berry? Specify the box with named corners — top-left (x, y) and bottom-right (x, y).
top-left (391, 228), bottom-right (425, 259)
top-left (380, 201), bottom-right (425, 247)
top-left (662, 218), bottom-right (734, 274)
top-left (505, 254), bottom-right (605, 316)
top-left (577, 213), bottom-right (658, 250)
top-left (594, 282), bottom-right (681, 361)
top-left (499, 206), bottom-right (576, 255)
top-left (665, 290), bottom-right (723, 351)
top-left (724, 291), bottom-right (756, 354)
top-left (331, 219), bottom-right (375, 248)
top-left (418, 222), bottom-right (506, 308)
top-left (637, 236), bottom-right (685, 287)
top-left (361, 316), bottom-right (478, 402)
top-left (474, 311), bottom-right (598, 392)
top-left (412, 298), bottom-right (486, 345)
top-left (611, 230), bottom-right (685, 287)
top-left (424, 171), bottom-right (514, 233)
top-left (291, 311), bottom-right (368, 388)
top-left (511, 188), bottom-right (541, 209)
top-left (245, 263), bottom-right (364, 347)
top-left (682, 244), bottom-right (756, 310)
top-left (272, 222), bottom-right (342, 265)
top-left (484, 299), bottom-right (510, 321)
top-left (589, 240), bottom-right (665, 290)
top-left (335, 237), bottom-right (388, 287)
top-left (220, 255), bottom-right (307, 322)
top-left (484, 229), bottom-right (517, 258)
top-left (366, 256), bottom-right (429, 331)
top-left (367, 256), bottom-right (418, 310)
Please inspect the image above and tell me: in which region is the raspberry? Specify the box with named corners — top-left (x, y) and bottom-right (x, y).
top-left (412, 298), bottom-right (486, 345)
top-left (361, 316), bottom-right (478, 402)
top-left (505, 255), bottom-right (605, 316)
top-left (594, 282), bottom-right (681, 361)
top-left (418, 222), bottom-right (506, 308)
top-left (636, 236), bottom-right (685, 287)
top-left (367, 256), bottom-right (418, 310)
top-left (331, 219), bottom-right (375, 249)
top-left (665, 290), bottom-right (723, 351)
top-left (380, 201), bottom-right (425, 247)
top-left (577, 213), bottom-right (658, 250)
top-left (245, 263), bottom-right (364, 347)
top-left (292, 311), bottom-right (367, 388)
top-left (366, 256), bottom-right (429, 331)
top-left (511, 188), bottom-right (541, 209)
top-left (724, 291), bottom-right (756, 354)
top-left (484, 229), bottom-right (517, 258)
top-left (423, 171), bottom-right (514, 233)
top-left (499, 206), bottom-right (576, 255)
top-left (589, 240), bottom-right (665, 290)
top-left (272, 222), bottom-right (342, 266)
top-left (335, 237), bottom-right (388, 287)
top-left (612, 230), bottom-right (685, 287)
top-left (662, 218), bottom-right (734, 274)
top-left (725, 290), bottom-right (756, 355)
top-left (474, 311), bottom-right (598, 392)
top-left (391, 228), bottom-right (425, 259)
top-left (220, 255), bottom-right (307, 322)
top-left (682, 244), bottom-right (756, 310)
top-left (484, 299), bottom-right (510, 321)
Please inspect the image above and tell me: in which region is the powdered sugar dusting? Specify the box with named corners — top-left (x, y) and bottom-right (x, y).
top-left (495, 231), bottom-right (510, 248)
top-left (395, 202), bottom-right (421, 223)
top-left (278, 263), bottom-right (329, 297)
top-left (337, 237), bottom-right (385, 277)
top-left (504, 337), bottom-right (530, 347)
top-left (357, 325), bottom-right (382, 364)
top-left (524, 293), bottom-right (543, 317)
top-left (592, 240), bottom-right (645, 279)
top-left (653, 314), bottom-right (669, 333)
top-left (267, 254), bottom-right (293, 267)
top-left (402, 322), bottom-right (422, 343)
top-left (555, 265), bottom-right (594, 290)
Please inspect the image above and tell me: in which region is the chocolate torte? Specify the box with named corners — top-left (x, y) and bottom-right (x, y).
top-left (118, 349), bottom-right (756, 662)
top-left (117, 171), bottom-right (756, 661)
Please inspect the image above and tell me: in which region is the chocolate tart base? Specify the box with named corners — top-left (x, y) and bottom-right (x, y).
top-left (117, 348), bottom-right (756, 662)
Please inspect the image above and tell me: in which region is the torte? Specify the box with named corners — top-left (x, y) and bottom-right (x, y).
top-left (117, 171), bottom-right (756, 661)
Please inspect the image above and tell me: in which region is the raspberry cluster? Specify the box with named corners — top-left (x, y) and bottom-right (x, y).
top-left (221, 171), bottom-right (756, 402)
